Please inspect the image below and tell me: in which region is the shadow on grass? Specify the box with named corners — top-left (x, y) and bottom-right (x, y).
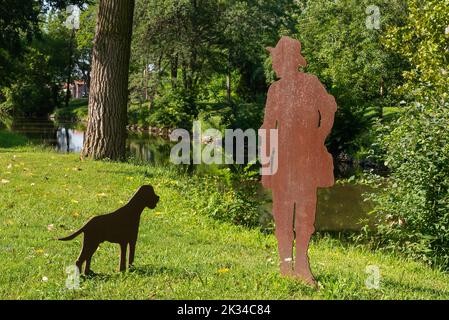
top-left (130, 264), bottom-right (208, 284)
top-left (81, 271), bottom-right (113, 282)
top-left (382, 278), bottom-right (449, 297)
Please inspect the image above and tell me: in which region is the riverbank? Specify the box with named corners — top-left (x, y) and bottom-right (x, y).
top-left (52, 100), bottom-right (172, 137)
top-left (1, 133), bottom-right (448, 299)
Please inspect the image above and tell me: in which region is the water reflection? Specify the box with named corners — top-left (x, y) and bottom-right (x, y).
top-left (10, 118), bottom-right (173, 166)
top-left (56, 128), bottom-right (84, 153)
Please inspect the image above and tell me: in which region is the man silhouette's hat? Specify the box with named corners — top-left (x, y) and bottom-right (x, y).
top-left (266, 36), bottom-right (307, 67)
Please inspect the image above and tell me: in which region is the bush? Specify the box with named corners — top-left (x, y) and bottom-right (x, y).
top-left (128, 103), bottom-right (150, 128)
top-left (0, 130), bottom-right (28, 148)
top-left (4, 81), bottom-right (56, 116)
top-left (149, 87), bottom-right (198, 129)
top-left (366, 101), bottom-right (449, 268)
top-left (53, 99), bottom-right (88, 121)
top-left (190, 165), bottom-right (272, 231)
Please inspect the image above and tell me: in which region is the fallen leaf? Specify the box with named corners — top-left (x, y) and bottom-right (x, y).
top-left (1, 179), bottom-right (10, 184)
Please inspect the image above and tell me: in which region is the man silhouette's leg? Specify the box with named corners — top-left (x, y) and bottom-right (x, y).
top-left (294, 189), bottom-right (317, 286)
top-left (273, 194), bottom-right (294, 276)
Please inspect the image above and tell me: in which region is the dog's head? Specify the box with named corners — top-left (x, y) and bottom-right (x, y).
top-left (136, 185), bottom-right (160, 209)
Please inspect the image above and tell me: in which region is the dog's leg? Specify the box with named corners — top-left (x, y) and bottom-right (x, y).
top-left (76, 241), bottom-right (89, 274)
top-left (85, 243), bottom-right (99, 275)
top-left (77, 239), bottom-right (98, 275)
top-left (129, 241), bottom-right (136, 267)
top-left (119, 243), bottom-right (127, 272)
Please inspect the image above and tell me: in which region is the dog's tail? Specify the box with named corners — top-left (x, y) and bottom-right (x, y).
top-left (58, 226), bottom-right (85, 241)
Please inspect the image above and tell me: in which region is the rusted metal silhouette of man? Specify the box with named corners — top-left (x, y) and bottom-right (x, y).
top-left (261, 36), bottom-right (337, 286)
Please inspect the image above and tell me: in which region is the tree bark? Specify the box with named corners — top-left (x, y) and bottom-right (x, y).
top-left (81, 0), bottom-right (135, 160)
top-left (65, 29), bottom-right (76, 109)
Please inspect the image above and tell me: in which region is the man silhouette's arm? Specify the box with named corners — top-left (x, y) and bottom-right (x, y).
top-left (316, 81), bottom-right (337, 142)
top-left (260, 84), bottom-right (278, 187)
top-left (262, 85), bottom-right (278, 131)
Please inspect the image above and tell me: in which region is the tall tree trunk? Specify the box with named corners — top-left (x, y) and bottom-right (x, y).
top-left (226, 49), bottom-right (232, 105)
top-left (81, 0), bottom-right (135, 160)
top-left (170, 54), bottom-right (178, 88)
top-left (65, 29), bottom-right (76, 109)
top-left (379, 77), bottom-right (384, 119)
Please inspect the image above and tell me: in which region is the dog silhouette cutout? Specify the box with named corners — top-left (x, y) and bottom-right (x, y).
top-left (59, 185), bottom-right (160, 274)
top-left (262, 36), bottom-right (337, 287)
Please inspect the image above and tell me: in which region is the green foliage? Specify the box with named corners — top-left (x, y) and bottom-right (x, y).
top-left (2, 45), bottom-right (64, 116)
top-left (0, 0), bottom-right (87, 87)
top-left (1, 8), bottom-right (79, 116)
top-left (149, 87), bottom-right (198, 129)
top-left (130, 0), bottom-right (300, 129)
top-left (0, 130), bottom-right (28, 148)
top-left (384, 0), bottom-right (449, 100)
top-left (366, 101), bottom-right (449, 269)
top-left (296, 0), bottom-right (408, 154)
top-left (128, 104), bottom-right (151, 128)
top-left (53, 99), bottom-right (88, 121)
top-left (196, 165), bottom-right (270, 230)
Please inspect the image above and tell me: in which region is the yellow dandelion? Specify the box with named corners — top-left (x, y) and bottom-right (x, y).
top-left (218, 268), bottom-right (230, 274)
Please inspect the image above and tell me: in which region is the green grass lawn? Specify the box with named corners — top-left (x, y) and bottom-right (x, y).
top-left (0, 141), bottom-right (448, 299)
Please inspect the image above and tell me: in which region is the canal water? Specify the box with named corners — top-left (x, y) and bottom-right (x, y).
top-left (5, 118), bottom-right (375, 231)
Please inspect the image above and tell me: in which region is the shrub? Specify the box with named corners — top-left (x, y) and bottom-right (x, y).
top-left (53, 99), bottom-right (88, 121)
top-left (149, 87), bottom-right (198, 129)
top-left (366, 101), bottom-right (449, 268)
top-left (0, 130), bottom-right (28, 148)
top-left (128, 103), bottom-right (150, 128)
top-left (191, 165), bottom-right (272, 231)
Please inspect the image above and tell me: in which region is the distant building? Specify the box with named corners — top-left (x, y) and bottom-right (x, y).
top-left (63, 80), bottom-right (88, 99)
